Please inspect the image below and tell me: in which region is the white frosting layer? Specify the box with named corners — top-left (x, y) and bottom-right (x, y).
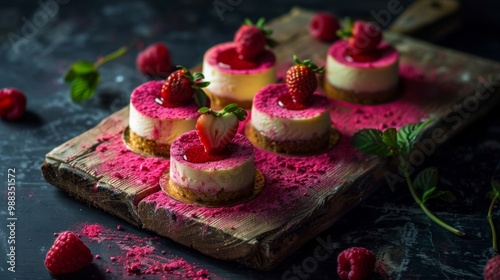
top-left (202, 43), bottom-right (276, 102)
top-left (129, 104), bottom-right (197, 144)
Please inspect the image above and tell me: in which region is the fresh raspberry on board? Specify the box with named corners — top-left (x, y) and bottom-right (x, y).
top-left (309, 12), bottom-right (340, 42)
top-left (0, 88), bottom-right (26, 121)
top-left (44, 231), bottom-right (93, 275)
top-left (136, 43), bottom-right (174, 78)
top-left (337, 247), bottom-right (376, 280)
top-left (159, 66), bottom-right (209, 108)
top-left (234, 18), bottom-right (276, 60)
top-left (484, 255), bottom-right (500, 280)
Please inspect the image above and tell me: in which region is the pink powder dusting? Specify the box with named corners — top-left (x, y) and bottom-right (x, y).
top-left (94, 137), bottom-right (170, 187)
top-left (75, 223), bottom-right (211, 279)
top-left (130, 81), bottom-right (200, 119)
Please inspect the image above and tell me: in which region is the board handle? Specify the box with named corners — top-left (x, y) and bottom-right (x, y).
top-left (389, 0), bottom-right (461, 41)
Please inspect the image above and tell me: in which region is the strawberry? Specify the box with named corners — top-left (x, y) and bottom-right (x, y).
top-left (44, 231), bottom-right (93, 275)
top-left (285, 55), bottom-right (324, 104)
top-left (158, 66), bottom-right (210, 108)
top-left (309, 12), bottom-right (340, 42)
top-left (196, 104), bottom-right (247, 154)
top-left (484, 255), bottom-right (500, 280)
top-left (0, 88), bottom-right (27, 121)
top-left (337, 247), bottom-right (376, 280)
top-left (337, 18), bottom-right (382, 54)
top-left (136, 43), bottom-right (174, 78)
top-left (234, 18), bottom-right (277, 60)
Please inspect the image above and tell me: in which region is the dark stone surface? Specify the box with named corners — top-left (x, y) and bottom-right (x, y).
top-left (0, 0), bottom-right (499, 279)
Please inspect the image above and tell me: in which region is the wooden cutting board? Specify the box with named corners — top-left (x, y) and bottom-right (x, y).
top-left (41, 7), bottom-right (500, 270)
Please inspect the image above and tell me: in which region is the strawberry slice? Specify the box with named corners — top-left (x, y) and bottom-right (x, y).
top-left (196, 104), bottom-right (247, 154)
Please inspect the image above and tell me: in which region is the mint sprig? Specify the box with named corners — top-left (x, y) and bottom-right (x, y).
top-left (487, 179), bottom-right (500, 252)
top-left (64, 47), bottom-right (127, 102)
top-left (353, 121), bottom-right (465, 236)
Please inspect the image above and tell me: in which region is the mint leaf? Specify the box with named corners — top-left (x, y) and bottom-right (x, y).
top-left (381, 128), bottom-right (398, 150)
top-left (492, 179), bottom-right (500, 195)
top-left (352, 129), bottom-right (392, 157)
top-left (413, 167), bottom-right (438, 197)
top-left (70, 73), bottom-right (100, 102)
top-left (64, 61), bottom-right (96, 83)
top-left (397, 120), bottom-right (432, 155)
top-left (428, 190), bottom-right (456, 203)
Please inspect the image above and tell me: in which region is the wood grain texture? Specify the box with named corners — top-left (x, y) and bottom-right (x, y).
top-left (41, 7), bottom-right (500, 271)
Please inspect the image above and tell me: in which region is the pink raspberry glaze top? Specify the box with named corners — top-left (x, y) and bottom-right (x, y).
top-left (204, 42), bottom-right (276, 74)
top-left (329, 40), bottom-right (398, 68)
top-left (130, 81), bottom-right (199, 119)
top-left (171, 130), bottom-right (253, 169)
top-left (253, 84), bottom-right (329, 118)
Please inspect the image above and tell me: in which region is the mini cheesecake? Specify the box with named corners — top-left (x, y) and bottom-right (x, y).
top-left (202, 42), bottom-right (276, 109)
top-left (324, 40), bottom-right (399, 104)
top-left (128, 81), bottom-right (199, 157)
top-left (248, 84), bottom-right (332, 154)
top-left (167, 130), bottom-right (256, 204)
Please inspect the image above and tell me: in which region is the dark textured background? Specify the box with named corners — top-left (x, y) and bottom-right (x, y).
top-left (1, 0), bottom-right (499, 279)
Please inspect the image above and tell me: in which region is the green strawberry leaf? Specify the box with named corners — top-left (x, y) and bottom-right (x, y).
top-left (396, 120), bottom-right (432, 155)
top-left (198, 107), bottom-right (210, 114)
top-left (194, 89), bottom-right (207, 108)
top-left (70, 73), bottom-right (100, 102)
top-left (352, 129), bottom-right (392, 157)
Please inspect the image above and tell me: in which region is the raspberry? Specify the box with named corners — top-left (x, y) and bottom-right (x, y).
top-left (484, 255), bottom-right (500, 280)
top-left (136, 43), bottom-right (174, 78)
top-left (309, 12), bottom-right (340, 42)
top-left (0, 88), bottom-right (26, 121)
top-left (337, 247), bottom-right (376, 280)
top-left (44, 231), bottom-right (93, 275)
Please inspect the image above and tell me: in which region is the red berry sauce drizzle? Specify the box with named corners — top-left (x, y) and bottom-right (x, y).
top-left (217, 48), bottom-right (259, 70)
top-left (344, 47), bottom-right (381, 63)
top-left (277, 93), bottom-right (310, 110)
top-left (183, 145), bottom-right (231, 163)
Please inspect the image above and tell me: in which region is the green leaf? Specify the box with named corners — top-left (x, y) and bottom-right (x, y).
top-left (413, 167), bottom-right (438, 197)
top-left (424, 190), bottom-right (456, 204)
top-left (64, 61), bottom-right (96, 83)
top-left (396, 120), bottom-right (432, 155)
top-left (352, 129), bottom-right (392, 157)
top-left (492, 179), bottom-right (500, 195)
top-left (195, 81), bottom-right (210, 88)
top-left (70, 73), bottom-right (100, 102)
top-left (194, 89), bottom-right (207, 108)
top-left (256, 17), bottom-right (265, 28)
top-left (198, 107), bottom-right (210, 114)
top-left (381, 128), bottom-right (398, 150)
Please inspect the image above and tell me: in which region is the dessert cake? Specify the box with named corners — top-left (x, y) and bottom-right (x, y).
top-left (202, 18), bottom-right (277, 109)
top-left (127, 67), bottom-right (209, 157)
top-left (324, 19), bottom-right (399, 104)
top-left (162, 104), bottom-right (264, 206)
top-left (248, 56), bottom-right (337, 155)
